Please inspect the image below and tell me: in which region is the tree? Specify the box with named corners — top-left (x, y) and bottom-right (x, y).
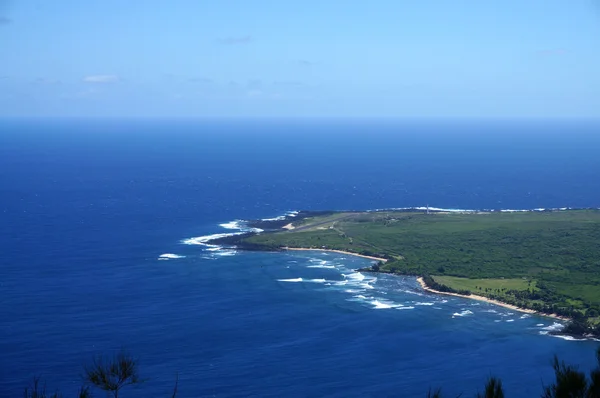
top-left (542, 347), bottom-right (600, 398)
top-left (477, 377), bottom-right (504, 398)
top-left (83, 350), bottom-right (142, 398)
top-left (24, 376), bottom-right (91, 398)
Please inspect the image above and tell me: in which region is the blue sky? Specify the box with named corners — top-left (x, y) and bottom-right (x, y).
top-left (1, 0), bottom-right (600, 118)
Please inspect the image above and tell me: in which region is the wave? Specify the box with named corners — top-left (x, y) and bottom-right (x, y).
top-left (371, 299), bottom-right (404, 309)
top-left (219, 220), bottom-right (263, 233)
top-left (182, 231), bottom-right (245, 246)
top-left (344, 272), bottom-right (366, 281)
top-left (549, 334), bottom-right (588, 341)
top-left (277, 277), bottom-right (329, 284)
top-left (183, 218), bottom-right (264, 252)
top-left (415, 302), bottom-right (435, 306)
top-left (158, 253), bottom-right (186, 260)
top-left (278, 278), bottom-right (303, 283)
top-left (452, 310), bottom-right (474, 318)
top-left (261, 210), bottom-right (299, 221)
top-left (213, 250), bottom-right (237, 256)
top-left (539, 322), bottom-right (565, 335)
top-left (371, 205), bottom-right (581, 213)
top-left (307, 264), bottom-right (337, 269)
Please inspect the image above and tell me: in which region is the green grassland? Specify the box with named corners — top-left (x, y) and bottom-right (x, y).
top-left (244, 210), bottom-right (600, 320)
top-left (432, 276), bottom-right (535, 293)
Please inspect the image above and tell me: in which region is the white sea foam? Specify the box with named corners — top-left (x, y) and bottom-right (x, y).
top-left (549, 335), bottom-right (587, 341)
top-left (278, 278), bottom-right (303, 282)
top-left (261, 215), bottom-right (287, 222)
top-left (158, 253), bottom-right (186, 260)
top-left (214, 250), bottom-right (237, 256)
top-left (219, 220), bottom-right (244, 230)
top-left (415, 302), bottom-right (435, 306)
top-left (370, 299), bottom-right (404, 309)
top-left (344, 289), bottom-right (363, 294)
top-left (373, 205), bottom-right (580, 214)
top-left (345, 272), bottom-right (366, 281)
top-left (360, 283), bottom-right (375, 289)
top-left (182, 232), bottom-right (245, 246)
top-left (182, 218), bottom-right (264, 254)
top-left (452, 310), bottom-right (474, 318)
top-left (542, 322), bottom-right (564, 332)
top-left (413, 206), bottom-right (477, 212)
top-left (506, 319), bottom-right (515, 322)
top-left (536, 323), bottom-right (545, 327)
top-left (397, 306), bottom-right (415, 310)
top-left (520, 314), bottom-right (531, 319)
top-left (539, 322), bottom-right (565, 335)
top-left (307, 264), bottom-right (337, 269)
top-left (218, 220), bottom-right (263, 233)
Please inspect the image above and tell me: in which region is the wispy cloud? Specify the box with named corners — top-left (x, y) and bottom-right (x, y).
top-left (0, 16), bottom-right (11, 25)
top-left (217, 35), bottom-right (252, 45)
top-left (83, 75), bottom-right (120, 83)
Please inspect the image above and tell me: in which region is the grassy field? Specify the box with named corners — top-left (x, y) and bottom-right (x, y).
top-left (244, 210), bottom-right (600, 318)
top-left (432, 276), bottom-right (535, 293)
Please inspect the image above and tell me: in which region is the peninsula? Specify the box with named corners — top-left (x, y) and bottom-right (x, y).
top-left (210, 208), bottom-right (600, 338)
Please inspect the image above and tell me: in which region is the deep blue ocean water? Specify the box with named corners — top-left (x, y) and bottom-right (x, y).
top-left (1, 119), bottom-right (600, 397)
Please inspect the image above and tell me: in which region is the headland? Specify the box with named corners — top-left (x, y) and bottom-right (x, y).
top-left (207, 207), bottom-right (600, 338)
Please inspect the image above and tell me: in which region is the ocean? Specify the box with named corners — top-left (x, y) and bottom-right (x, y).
top-left (1, 118), bottom-right (599, 397)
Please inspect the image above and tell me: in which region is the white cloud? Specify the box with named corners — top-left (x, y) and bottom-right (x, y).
top-left (83, 75), bottom-right (119, 83)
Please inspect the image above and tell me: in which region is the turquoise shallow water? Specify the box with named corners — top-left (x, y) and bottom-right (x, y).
top-left (1, 119), bottom-right (599, 397)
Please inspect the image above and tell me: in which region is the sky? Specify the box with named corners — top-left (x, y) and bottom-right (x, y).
top-left (1, 0), bottom-right (600, 118)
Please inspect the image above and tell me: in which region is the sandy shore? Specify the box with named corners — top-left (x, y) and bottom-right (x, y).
top-left (282, 223), bottom-right (295, 230)
top-left (416, 277), bottom-right (569, 321)
top-left (283, 247), bottom-right (387, 262)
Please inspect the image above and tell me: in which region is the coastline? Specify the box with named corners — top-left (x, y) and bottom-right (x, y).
top-left (283, 247), bottom-right (388, 262)
top-left (416, 277), bottom-right (569, 322)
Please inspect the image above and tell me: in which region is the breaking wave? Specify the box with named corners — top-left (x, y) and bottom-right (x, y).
top-left (538, 322), bottom-right (566, 335)
top-left (158, 253), bottom-right (186, 260)
top-left (452, 310), bottom-right (474, 318)
top-left (261, 210), bottom-right (299, 221)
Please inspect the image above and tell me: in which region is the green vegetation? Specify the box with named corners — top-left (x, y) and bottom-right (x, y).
top-left (243, 210), bottom-right (600, 329)
top-left (433, 276), bottom-right (534, 293)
